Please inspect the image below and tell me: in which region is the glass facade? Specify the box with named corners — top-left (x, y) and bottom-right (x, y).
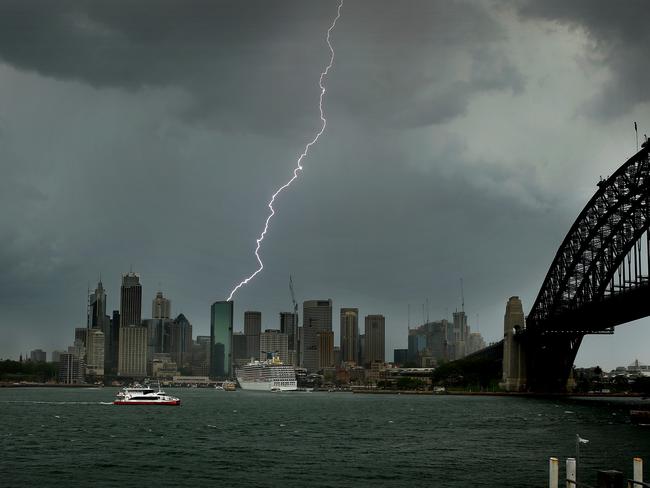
top-left (210, 301), bottom-right (233, 378)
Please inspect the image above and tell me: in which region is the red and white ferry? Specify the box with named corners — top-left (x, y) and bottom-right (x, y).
top-left (113, 384), bottom-right (181, 406)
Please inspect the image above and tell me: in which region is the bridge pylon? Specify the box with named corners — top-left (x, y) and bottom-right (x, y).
top-left (500, 296), bottom-right (527, 391)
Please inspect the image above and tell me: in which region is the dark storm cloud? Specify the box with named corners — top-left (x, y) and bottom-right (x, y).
top-left (518, 0), bottom-right (650, 119)
top-left (0, 1), bottom-right (523, 131)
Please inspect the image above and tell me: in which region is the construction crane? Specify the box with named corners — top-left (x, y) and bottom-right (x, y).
top-left (289, 275), bottom-right (300, 366)
top-left (289, 275), bottom-right (298, 318)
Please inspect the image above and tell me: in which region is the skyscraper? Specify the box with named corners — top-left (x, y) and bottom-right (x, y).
top-left (232, 332), bottom-right (248, 367)
top-left (302, 300), bottom-right (332, 372)
top-left (30, 349), bottom-right (46, 362)
top-left (318, 330), bottom-right (334, 370)
top-left (280, 312), bottom-right (298, 365)
top-left (210, 301), bottom-right (233, 378)
top-left (118, 325), bottom-right (147, 377)
top-left (244, 311), bottom-right (261, 360)
top-left (340, 308), bottom-right (359, 365)
top-left (364, 315), bottom-right (385, 364)
top-left (152, 291), bottom-right (171, 319)
top-left (86, 329), bottom-right (105, 377)
top-left (120, 272), bottom-right (142, 328)
top-left (108, 310), bottom-right (120, 374)
top-left (169, 313), bottom-right (193, 368)
top-left (88, 280), bottom-right (108, 330)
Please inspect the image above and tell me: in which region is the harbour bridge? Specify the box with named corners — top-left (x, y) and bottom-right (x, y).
top-left (472, 141), bottom-right (650, 392)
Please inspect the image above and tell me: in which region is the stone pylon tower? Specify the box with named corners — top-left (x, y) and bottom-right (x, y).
top-left (500, 296), bottom-right (527, 391)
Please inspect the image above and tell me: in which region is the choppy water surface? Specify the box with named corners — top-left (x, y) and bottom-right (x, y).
top-left (1, 388), bottom-right (648, 487)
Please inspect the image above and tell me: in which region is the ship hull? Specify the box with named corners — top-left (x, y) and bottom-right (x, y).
top-left (113, 399), bottom-right (181, 406)
top-left (236, 380), bottom-right (297, 392)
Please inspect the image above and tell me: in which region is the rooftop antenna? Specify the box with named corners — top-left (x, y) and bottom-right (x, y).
top-left (422, 303), bottom-right (425, 326)
top-left (460, 277), bottom-right (465, 313)
top-left (635, 121), bottom-right (638, 152)
top-left (426, 297), bottom-right (429, 324)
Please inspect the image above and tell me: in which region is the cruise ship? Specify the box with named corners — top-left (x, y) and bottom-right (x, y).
top-left (236, 355), bottom-right (297, 391)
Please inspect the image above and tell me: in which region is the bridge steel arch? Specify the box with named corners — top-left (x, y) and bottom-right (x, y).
top-left (524, 143), bottom-right (650, 391)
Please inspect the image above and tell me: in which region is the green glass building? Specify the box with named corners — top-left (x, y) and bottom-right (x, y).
top-left (210, 300), bottom-right (233, 378)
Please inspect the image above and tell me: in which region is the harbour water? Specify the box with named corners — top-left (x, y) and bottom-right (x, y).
top-left (1, 388), bottom-right (648, 487)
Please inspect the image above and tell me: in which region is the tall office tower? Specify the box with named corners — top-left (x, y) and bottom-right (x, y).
top-left (59, 353), bottom-right (84, 384)
top-left (318, 330), bottom-right (334, 370)
top-left (85, 329), bottom-right (105, 377)
top-left (407, 328), bottom-right (427, 364)
top-left (109, 310), bottom-right (120, 374)
top-left (75, 327), bottom-right (89, 347)
top-left (333, 346), bottom-right (341, 367)
top-left (453, 310), bottom-right (468, 359)
top-left (260, 329), bottom-right (289, 363)
top-left (191, 335), bottom-right (211, 376)
top-left (30, 349), bottom-right (46, 362)
top-left (302, 300), bottom-right (332, 372)
top-left (340, 308), bottom-right (359, 365)
top-left (210, 301), bottom-right (233, 378)
top-left (88, 280), bottom-right (108, 330)
top-left (118, 325), bottom-right (147, 377)
top-left (358, 334), bottom-right (365, 366)
top-left (364, 315), bottom-right (385, 364)
top-left (244, 311), bottom-right (262, 360)
top-left (51, 350), bottom-right (64, 363)
top-left (232, 332), bottom-right (248, 367)
top-left (152, 291), bottom-right (171, 319)
top-left (120, 271), bottom-right (142, 328)
top-left (142, 318), bottom-right (172, 373)
top-left (279, 312), bottom-right (298, 365)
top-left (169, 314), bottom-right (193, 368)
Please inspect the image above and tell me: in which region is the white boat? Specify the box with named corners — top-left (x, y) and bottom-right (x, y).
top-left (236, 356), bottom-right (297, 392)
top-left (113, 384), bottom-right (181, 406)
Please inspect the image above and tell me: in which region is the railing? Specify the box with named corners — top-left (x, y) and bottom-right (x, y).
top-left (550, 457), bottom-right (644, 488)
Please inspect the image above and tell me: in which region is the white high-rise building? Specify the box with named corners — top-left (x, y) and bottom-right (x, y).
top-left (86, 329), bottom-right (105, 377)
top-left (259, 330), bottom-right (288, 364)
top-left (118, 325), bottom-right (147, 377)
top-left (152, 291), bottom-right (171, 319)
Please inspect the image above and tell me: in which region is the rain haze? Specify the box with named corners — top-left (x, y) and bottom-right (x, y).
top-left (1, 0), bottom-right (648, 370)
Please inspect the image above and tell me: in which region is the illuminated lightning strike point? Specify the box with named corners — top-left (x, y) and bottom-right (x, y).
top-left (227, 0), bottom-right (343, 302)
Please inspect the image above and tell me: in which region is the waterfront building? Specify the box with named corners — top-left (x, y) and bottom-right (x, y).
top-left (244, 311), bottom-right (262, 361)
top-left (85, 329), bottom-right (105, 377)
top-left (169, 313), bottom-right (192, 368)
top-left (232, 332), bottom-right (248, 367)
top-left (259, 329), bottom-right (288, 363)
top-left (364, 315), bottom-right (385, 364)
top-left (318, 330), bottom-right (334, 370)
top-left (210, 301), bottom-right (233, 378)
top-left (340, 308), bottom-right (359, 365)
top-left (280, 312), bottom-right (298, 365)
top-left (394, 348), bottom-right (408, 365)
top-left (120, 272), bottom-right (142, 328)
top-left (302, 299), bottom-right (332, 372)
top-left (30, 349), bottom-right (46, 362)
top-left (151, 353), bottom-right (179, 378)
top-left (59, 353), bottom-right (84, 384)
top-left (152, 291), bottom-right (171, 319)
top-left (118, 325), bottom-right (147, 377)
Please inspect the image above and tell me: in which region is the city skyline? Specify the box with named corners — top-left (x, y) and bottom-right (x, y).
top-left (1, 1), bottom-right (649, 370)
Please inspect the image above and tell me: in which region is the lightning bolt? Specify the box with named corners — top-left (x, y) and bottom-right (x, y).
top-left (227, 0), bottom-right (343, 302)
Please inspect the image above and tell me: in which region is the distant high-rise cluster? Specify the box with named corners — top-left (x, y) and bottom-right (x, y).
top-left (403, 309), bottom-right (486, 367)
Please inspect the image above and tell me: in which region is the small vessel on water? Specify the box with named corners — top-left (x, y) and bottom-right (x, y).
top-left (113, 384), bottom-right (181, 406)
top-left (236, 354), bottom-right (297, 392)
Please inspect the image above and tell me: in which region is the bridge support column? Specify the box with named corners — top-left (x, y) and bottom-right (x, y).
top-left (500, 296), bottom-right (527, 391)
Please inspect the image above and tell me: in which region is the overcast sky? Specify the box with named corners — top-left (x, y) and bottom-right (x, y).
top-left (1, 0), bottom-right (648, 370)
